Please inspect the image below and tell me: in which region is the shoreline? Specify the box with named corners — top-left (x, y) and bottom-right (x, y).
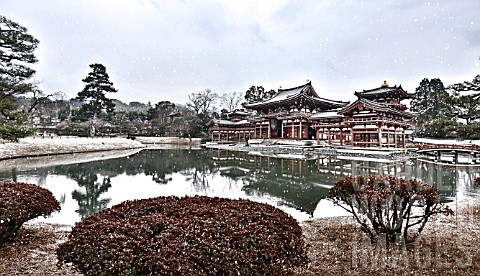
top-left (0, 136), bottom-right (205, 161)
top-left (0, 137), bottom-right (145, 161)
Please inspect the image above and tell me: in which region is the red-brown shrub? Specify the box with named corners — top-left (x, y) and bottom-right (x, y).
top-left (474, 177), bottom-right (480, 188)
top-left (0, 182), bottom-right (60, 246)
top-left (328, 175), bottom-right (453, 245)
top-left (57, 196), bottom-right (308, 275)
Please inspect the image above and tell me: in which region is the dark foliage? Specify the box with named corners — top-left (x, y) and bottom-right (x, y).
top-left (0, 123), bottom-right (36, 141)
top-left (475, 177), bottom-right (480, 188)
top-left (244, 85), bottom-right (275, 104)
top-left (327, 175), bottom-right (453, 245)
top-left (57, 196), bottom-right (308, 275)
top-left (0, 182), bottom-right (60, 246)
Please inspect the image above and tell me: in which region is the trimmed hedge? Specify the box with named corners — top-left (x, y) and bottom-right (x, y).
top-left (57, 196), bottom-right (308, 275)
top-left (0, 182), bottom-right (60, 246)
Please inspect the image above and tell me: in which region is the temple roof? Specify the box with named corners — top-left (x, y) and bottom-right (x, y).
top-left (354, 81), bottom-right (412, 100)
top-left (338, 98), bottom-right (415, 118)
top-left (309, 110), bottom-right (344, 120)
top-left (243, 81), bottom-right (349, 111)
top-left (208, 119), bottom-right (251, 127)
top-left (225, 109), bottom-right (251, 117)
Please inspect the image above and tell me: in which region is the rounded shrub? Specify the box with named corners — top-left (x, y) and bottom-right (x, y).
top-left (57, 196), bottom-right (308, 275)
top-left (0, 182), bottom-right (60, 246)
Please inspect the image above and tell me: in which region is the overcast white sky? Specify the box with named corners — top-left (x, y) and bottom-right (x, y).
top-left (3, 0), bottom-right (479, 105)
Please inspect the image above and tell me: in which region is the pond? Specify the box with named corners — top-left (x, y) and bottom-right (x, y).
top-left (1, 146), bottom-right (479, 225)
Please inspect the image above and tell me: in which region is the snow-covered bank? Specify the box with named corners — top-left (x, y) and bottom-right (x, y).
top-left (0, 148), bottom-right (143, 173)
top-left (134, 136), bottom-right (201, 145)
top-left (413, 137), bottom-right (480, 146)
top-left (0, 137), bottom-right (145, 160)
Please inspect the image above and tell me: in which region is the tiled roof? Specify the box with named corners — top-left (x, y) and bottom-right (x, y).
top-left (309, 110), bottom-right (344, 119)
top-left (339, 98), bottom-right (415, 117)
top-left (243, 82), bottom-right (348, 109)
top-left (209, 119), bottom-right (251, 126)
top-left (354, 84), bottom-right (412, 99)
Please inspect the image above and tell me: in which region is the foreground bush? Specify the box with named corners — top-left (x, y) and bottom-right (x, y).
top-left (328, 175), bottom-right (453, 245)
top-left (57, 196), bottom-right (308, 275)
top-left (0, 182), bottom-right (60, 245)
top-left (475, 177), bottom-right (480, 188)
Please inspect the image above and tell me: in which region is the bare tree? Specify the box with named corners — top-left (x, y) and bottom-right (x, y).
top-left (187, 89), bottom-right (218, 121)
top-left (220, 91), bottom-right (244, 112)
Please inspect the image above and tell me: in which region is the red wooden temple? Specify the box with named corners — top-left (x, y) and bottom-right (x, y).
top-left (208, 80), bottom-right (415, 148)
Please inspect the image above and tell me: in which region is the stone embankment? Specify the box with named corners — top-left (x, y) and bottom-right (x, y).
top-left (0, 136), bottom-right (205, 161)
top-left (205, 141), bottom-right (419, 161)
top-left (0, 137), bottom-right (145, 161)
top-left (134, 136), bottom-right (201, 145)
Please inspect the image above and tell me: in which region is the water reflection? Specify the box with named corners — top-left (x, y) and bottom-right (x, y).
top-left (0, 147), bottom-right (478, 224)
top-left (68, 168), bottom-right (112, 219)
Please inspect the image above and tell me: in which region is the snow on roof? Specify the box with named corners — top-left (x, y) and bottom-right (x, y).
top-left (309, 111), bottom-right (343, 119)
top-left (243, 82), bottom-right (348, 108)
top-left (355, 83), bottom-right (412, 99)
top-left (246, 84), bottom-right (307, 106)
top-left (339, 98), bottom-right (415, 117)
top-left (211, 119), bottom-right (251, 126)
top-left (228, 109), bottom-right (251, 116)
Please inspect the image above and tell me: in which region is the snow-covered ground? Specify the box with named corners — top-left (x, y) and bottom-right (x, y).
top-left (134, 136), bottom-right (201, 145)
top-left (0, 137), bottom-right (145, 160)
top-left (413, 137), bottom-right (480, 146)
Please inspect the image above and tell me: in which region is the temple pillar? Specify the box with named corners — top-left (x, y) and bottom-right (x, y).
top-left (378, 125), bottom-right (382, 149)
top-left (327, 128), bottom-right (331, 145)
top-left (351, 129), bottom-right (355, 147)
top-left (299, 120), bottom-right (302, 140)
top-left (386, 127), bottom-right (389, 148)
top-left (339, 128), bottom-right (343, 146)
top-left (394, 127), bottom-right (398, 148)
top-left (291, 121), bottom-right (294, 138)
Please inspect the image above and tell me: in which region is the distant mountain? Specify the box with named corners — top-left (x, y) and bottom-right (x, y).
top-left (112, 99), bottom-right (150, 112)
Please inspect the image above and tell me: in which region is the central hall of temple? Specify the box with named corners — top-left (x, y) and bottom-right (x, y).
top-left (209, 80), bottom-right (415, 149)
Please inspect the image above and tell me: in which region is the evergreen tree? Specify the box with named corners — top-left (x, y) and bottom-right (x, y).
top-left (0, 15), bottom-right (39, 140)
top-left (448, 75), bottom-right (480, 125)
top-left (76, 63), bottom-right (117, 120)
top-left (449, 74), bottom-right (480, 99)
top-left (146, 101), bottom-right (176, 136)
top-left (410, 78), bottom-right (455, 137)
top-left (244, 86), bottom-right (276, 103)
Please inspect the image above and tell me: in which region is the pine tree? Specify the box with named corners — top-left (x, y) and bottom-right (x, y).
top-left (0, 15), bottom-right (39, 140)
top-left (244, 86), bottom-right (275, 103)
top-left (410, 78), bottom-right (455, 137)
top-left (76, 63), bottom-right (117, 120)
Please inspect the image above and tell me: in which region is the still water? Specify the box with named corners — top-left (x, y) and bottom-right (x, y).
top-left (1, 146), bottom-right (479, 225)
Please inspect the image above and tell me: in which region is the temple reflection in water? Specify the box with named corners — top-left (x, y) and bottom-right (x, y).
top-left (0, 147), bottom-right (478, 223)
top-left (211, 148), bottom-right (480, 216)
